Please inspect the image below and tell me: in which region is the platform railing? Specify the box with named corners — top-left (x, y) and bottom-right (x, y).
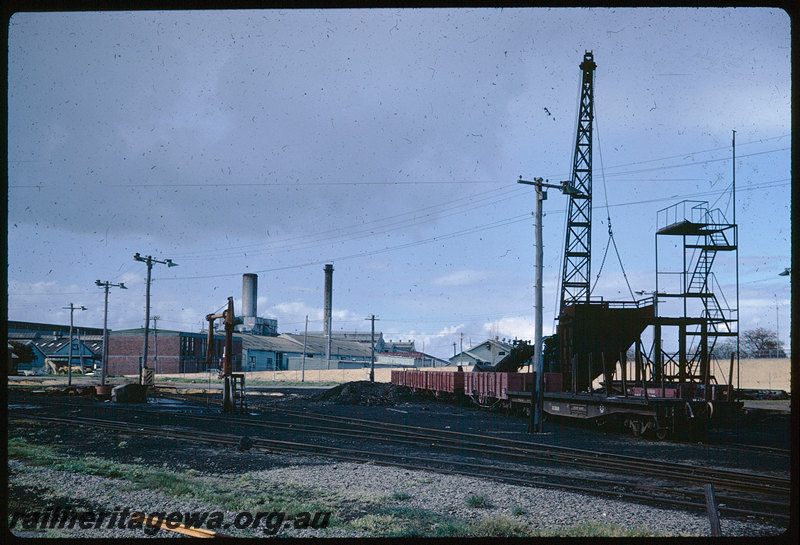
top-left (657, 200), bottom-right (733, 231)
top-left (580, 295), bottom-right (655, 309)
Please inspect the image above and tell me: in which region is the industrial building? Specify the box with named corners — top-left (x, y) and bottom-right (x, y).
top-left (8, 268), bottom-right (445, 376)
top-left (7, 321), bottom-right (104, 375)
top-left (106, 328), bottom-right (243, 375)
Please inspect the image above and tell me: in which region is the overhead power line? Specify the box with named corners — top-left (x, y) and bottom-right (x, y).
top-left (159, 178), bottom-right (789, 282)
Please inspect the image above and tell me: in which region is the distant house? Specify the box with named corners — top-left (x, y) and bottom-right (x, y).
top-left (449, 338), bottom-right (514, 368)
top-left (383, 339), bottom-right (416, 353)
top-left (376, 351), bottom-right (449, 368)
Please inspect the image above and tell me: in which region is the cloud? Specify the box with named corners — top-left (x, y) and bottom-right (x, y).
top-left (432, 269), bottom-right (492, 287)
top-left (483, 316), bottom-right (539, 342)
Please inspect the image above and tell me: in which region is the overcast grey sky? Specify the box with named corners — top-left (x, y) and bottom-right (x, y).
top-left (8, 8), bottom-right (791, 359)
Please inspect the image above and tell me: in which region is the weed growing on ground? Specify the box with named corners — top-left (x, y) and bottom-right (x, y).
top-left (539, 521), bottom-right (661, 537)
top-left (465, 494), bottom-right (492, 508)
top-left (360, 508), bottom-right (536, 537)
top-left (392, 491), bottom-right (411, 501)
top-left (349, 514), bottom-right (403, 534)
top-left (365, 507), bottom-right (471, 537)
top-left (9, 436), bottom-right (345, 522)
top-left (470, 515), bottom-right (535, 537)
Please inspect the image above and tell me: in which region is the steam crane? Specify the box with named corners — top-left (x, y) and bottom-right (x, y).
top-left (206, 297), bottom-right (240, 413)
top-left (551, 52), bottom-right (654, 397)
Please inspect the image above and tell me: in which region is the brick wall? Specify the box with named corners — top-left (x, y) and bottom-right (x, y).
top-left (107, 332), bottom-right (242, 375)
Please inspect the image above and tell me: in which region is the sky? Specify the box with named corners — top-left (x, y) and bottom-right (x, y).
top-left (7, 7), bottom-right (792, 360)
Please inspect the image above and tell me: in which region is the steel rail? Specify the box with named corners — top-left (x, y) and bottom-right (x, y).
top-left (9, 402), bottom-right (789, 512)
top-left (13, 407), bottom-right (780, 513)
top-left (12, 395), bottom-right (790, 498)
top-left (153, 392), bottom-right (793, 492)
top-left (9, 413), bottom-right (789, 524)
top-left (256, 405), bottom-right (792, 492)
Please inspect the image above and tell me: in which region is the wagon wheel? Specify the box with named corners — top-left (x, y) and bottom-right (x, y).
top-left (655, 428), bottom-right (670, 441)
top-left (630, 419), bottom-right (643, 437)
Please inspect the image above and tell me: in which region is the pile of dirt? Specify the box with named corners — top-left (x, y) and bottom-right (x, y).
top-left (37, 386), bottom-right (97, 397)
top-left (311, 381), bottom-right (415, 406)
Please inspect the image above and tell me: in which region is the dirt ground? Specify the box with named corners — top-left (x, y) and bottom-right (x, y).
top-left (155, 365), bottom-right (466, 385)
top-left (155, 359), bottom-right (791, 392)
top-left (12, 359), bottom-right (790, 393)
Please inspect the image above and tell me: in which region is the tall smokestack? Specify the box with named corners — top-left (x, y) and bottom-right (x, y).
top-left (242, 273), bottom-right (258, 319)
top-left (324, 264), bottom-right (334, 369)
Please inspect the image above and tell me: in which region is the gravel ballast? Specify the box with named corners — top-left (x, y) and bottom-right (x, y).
top-left (8, 456), bottom-right (785, 538)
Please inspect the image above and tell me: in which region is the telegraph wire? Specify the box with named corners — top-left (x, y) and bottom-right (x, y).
top-left (155, 178), bottom-right (790, 281)
top-left (7, 177), bottom-right (789, 291)
top-left (8, 138), bottom-right (788, 191)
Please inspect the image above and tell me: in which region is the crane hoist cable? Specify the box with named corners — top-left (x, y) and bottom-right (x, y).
top-left (591, 112), bottom-right (636, 301)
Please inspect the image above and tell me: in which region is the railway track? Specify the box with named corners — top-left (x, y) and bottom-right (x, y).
top-left (13, 395), bottom-right (791, 496)
top-left (9, 412), bottom-right (789, 524)
top-left (154, 393), bottom-right (792, 494)
top-left (8, 397), bottom-right (790, 524)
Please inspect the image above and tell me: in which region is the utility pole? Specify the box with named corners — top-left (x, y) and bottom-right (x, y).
top-left (775, 294), bottom-right (779, 358)
top-left (96, 280), bottom-right (127, 387)
top-left (518, 176), bottom-right (578, 433)
top-left (152, 316), bottom-right (161, 374)
top-left (301, 315), bottom-right (308, 382)
top-left (459, 333), bottom-right (464, 370)
top-left (324, 264), bottom-right (334, 370)
top-left (62, 303), bottom-right (87, 386)
top-left (366, 315), bottom-right (379, 382)
top-left (134, 253), bottom-right (177, 385)
top-left (77, 329), bottom-right (84, 377)
top-left (78, 329), bottom-right (86, 376)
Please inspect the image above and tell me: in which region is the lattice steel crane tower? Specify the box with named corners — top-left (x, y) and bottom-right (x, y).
top-left (559, 51), bottom-right (596, 311)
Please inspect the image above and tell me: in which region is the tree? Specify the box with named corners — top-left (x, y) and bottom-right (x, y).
top-left (711, 338), bottom-right (745, 359)
top-left (740, 328), bottom-right (786, 358)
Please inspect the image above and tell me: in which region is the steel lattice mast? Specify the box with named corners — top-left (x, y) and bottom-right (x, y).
top-left (559, 51), bottom-right (596, 311)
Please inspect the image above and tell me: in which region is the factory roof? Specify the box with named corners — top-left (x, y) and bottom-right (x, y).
top-left (235, 333), bottom-right (307, 353)
top-left (282, 334), bottom-right (373, 358)
top-left (305, 331), bottom-right (384, 344)
top-left (235, 333), bottom-right (372, 359)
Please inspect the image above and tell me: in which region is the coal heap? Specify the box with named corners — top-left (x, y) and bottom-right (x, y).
top-left (311, 381), bottom-right (415, 406)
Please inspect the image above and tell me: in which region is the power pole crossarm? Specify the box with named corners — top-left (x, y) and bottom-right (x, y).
top-left (134, 253), bottom-right (177, 385)
top-left (517, 177), bottom-right (576, 434)
top-left (62, 303), bottom-right (87, 386)
top-left (95, 280), bottom-right (127, 386)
